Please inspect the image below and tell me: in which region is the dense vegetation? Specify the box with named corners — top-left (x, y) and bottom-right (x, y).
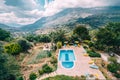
top-left (29, 73), bottom-right (37, 80)
top-left (49, 29), bottom-right (66, 43)
top-left (95, 22), bottom-right (120, 55)
top-left (0, 53), bottom-right (20, 80)
top-left (25, 34), bottom-right (51, 43)
top-left (4, 43), bottom-right (22, 55)
top-left (73, 25), bottom-right (90, 40)
top-left (107, 57), bottom-right (120, 78)
top-left (0, 28), bottom-right (11, 41)
top-left (87, 50), bottom-right (101, 57)
top-left (76, 13), bottom-right (120, 28)
top-left (38, 64), bottom-right (53, 76)
top-left (0, 28), bottom-right (32, 80)
top-left (0, 22), bottom-right (120, 79)
top-left (17, 39), bottom-right (32, 52)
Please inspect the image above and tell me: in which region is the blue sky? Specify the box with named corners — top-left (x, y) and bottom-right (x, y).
top-left (0, 0), bottom-right (120, 27)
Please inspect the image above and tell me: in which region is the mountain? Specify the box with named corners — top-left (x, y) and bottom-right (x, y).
top-left (20, 6), bottom-right (120, 31)
top-left (0, 23), bottom-right (10, 29)
top-left (0, 23), bottom-right (20, 32)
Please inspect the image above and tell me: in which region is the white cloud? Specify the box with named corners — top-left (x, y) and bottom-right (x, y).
top-left (0, 0), bottom-right (43, 25)
top-left (21, 0), bottom-right (39, 10)
top-left (0, 0), bottom-right (119, 26)
top-left (43, 0), bottom-right (108, 16)
top-left (25, 9), bottom-right (44, 18)
top-left (0, 12), bottom-right (38, 25)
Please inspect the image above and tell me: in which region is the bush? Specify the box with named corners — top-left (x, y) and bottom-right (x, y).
top-left (87, 50), bottom-right (101, 57)
top-left (73, 25), bottom-right (90, 40)
top-left (108, 57), bottom-right (117, 63)
top-left (50, 57), bottom-right (58, 69)
top-left (0, 42), bottom-right (3, 53)
top-left (25, 34), bottom-right (51, 43)
top-left (107, 62), bottom-right (120, 78)
top-left (57, 41), bottom-right (62, 49)
top-left (38, 70), bottom-right (44, 75)
top-left (0, 28), bottom-right (11, 41)
top-left (29, 73), bottom-right (37, 80)
top-left (114, 73), bottom-right (120, 78)
top-left (83, 45), bottom-right (88, 49)
top-left (36, 51), bottom-right (52, 59)
top-left (4, 43), bottom-right (22, 55)
top-left (17, 76), bottom-right (24, 80)
top-left (51, 45), bottom-right (57, 51)
top-left (42, 64), bottom-right (53, 73)
top-left (80, 75), bottom-right (86, 80)
top-left (107, 63), bottom-right (120, 73)
top-left (47, 51), bottom-right (52, 57)
top-left (36, 34), bottom-right (51, 43)
top-left (94, 43), bottom-right (106, 51)
top-left (49, 30), bottom-right (66, 43)
top-left (50, 57), bottom-right (57, 64)
top-left (83, 40), bottom-right (91, 45)
top-left (17, 39), bottom-right (32, 52)
top-left (0, 54), bottom-right (20, 80)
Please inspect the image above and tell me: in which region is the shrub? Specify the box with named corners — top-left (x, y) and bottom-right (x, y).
top-left (80, 75), bottom-right (86, 80)
top-left (17, 76), bottom-right (24, 80)
top-left (36, 51), bottom-right (52, 59)
top-left (51, 45), bottom-right (57, 51)
top-left (83, 40), bottom-right (90, 44)
top-left (0, 54), bottom-right (20, 80)
top-left (17, 39), bottom-right (32, 52)
top-left (49, 30), bottom-right (66, 43)
top-left (29, 73), bottom-right (37, 80)
top-left (107, 62), bottom-right (120, 78)
top-left (42, 64), bottom-right (53, 73)
top-left (87, 50), bottom-right (101, 57)
top-left (0, 28), bottom-right (11, 41)
top-left (7, 74), bottom-right (16, 80)
top-left (94, 43), bottom-right (106, 51)
top-left (38, 70), bottom-right (44, 75)
top-left (0, 42), bottom-right (3, 53)
top-left (36, 34), bottom-right (51, 43)
top-left (73, 25), bottom-right (90, 40)
top-left (50, 57), bottom-right (58, 69)
top-left (4, 43), bottom-right (22, 55)
top-left (50, 57), bottom-right (57, 64)
top-left (47, 51), bottom-right (52, 57)
top-left (83, 45), bottom-right (88, 49)
top-left (114, 73), bottom-right (120, 78)
top-left (107, 63), bottom-right (120, 73)
top-left (108, 57), bottom-right (117, 63)
top-left (57, 41), bottom-right (62, 49)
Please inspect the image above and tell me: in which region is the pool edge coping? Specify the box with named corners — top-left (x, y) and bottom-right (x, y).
top-left (58, 49), bottom-right (76, 69)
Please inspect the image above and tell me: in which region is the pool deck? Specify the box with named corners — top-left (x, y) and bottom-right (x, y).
top-left (56, 46), bottom-right (106, 79)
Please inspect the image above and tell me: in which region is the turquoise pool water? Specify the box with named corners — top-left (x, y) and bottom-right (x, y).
top-left (59, 50), bottom-right (75, 68)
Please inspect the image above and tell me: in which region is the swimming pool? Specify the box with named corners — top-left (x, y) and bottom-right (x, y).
top-left (59, 50), bottom-right (75, 69)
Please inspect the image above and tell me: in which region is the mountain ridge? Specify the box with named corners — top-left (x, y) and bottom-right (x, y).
top-left (1, 6), bottom-right (120, 32)
top-left (20, 6), bottom-right (120, 32)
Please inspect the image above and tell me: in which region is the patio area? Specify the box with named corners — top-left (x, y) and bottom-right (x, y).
top-left (56, 46), bottom-right (105, 79)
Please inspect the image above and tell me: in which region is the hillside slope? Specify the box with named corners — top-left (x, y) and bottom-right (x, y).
top-left (20, 6), bottom-right (120, 31)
